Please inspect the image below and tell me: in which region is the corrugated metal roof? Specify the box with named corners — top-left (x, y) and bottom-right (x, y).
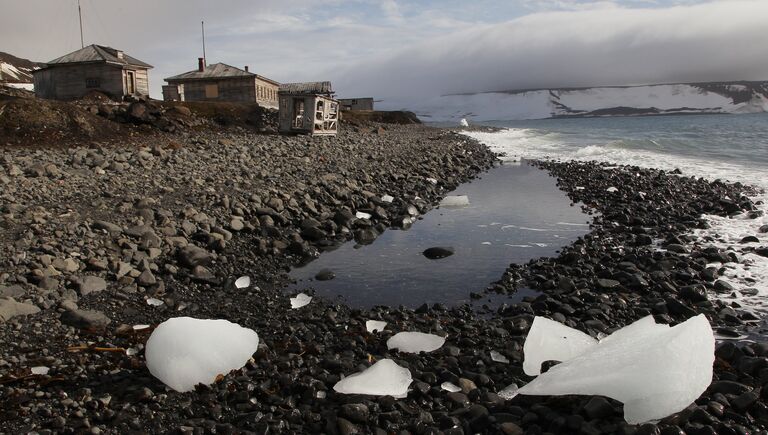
top-left (279, 81), bottom-right (333, 95)
top-left (165, 63), bottom-right (255, 81)
top-left (44, 45), bottom-right (152, 68)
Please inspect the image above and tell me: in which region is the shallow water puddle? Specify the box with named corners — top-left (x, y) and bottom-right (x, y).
top-left (286, 161), bottom-right (591, 308)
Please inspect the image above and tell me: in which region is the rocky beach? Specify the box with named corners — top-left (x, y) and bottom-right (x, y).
top-left (2, 112), bottom-right (768, 435)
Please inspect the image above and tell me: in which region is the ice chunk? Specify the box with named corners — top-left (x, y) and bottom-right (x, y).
top-left (387, 332), bottom-right (445, 353)
top-left (126, 347), bottom-right (139, 356)
top-left (133, 324), bottom-right (150, 330)
top-left (235, 276), bottom-right (251, 289)
top-left (146, 298), bottom-right (164, 306)
top-left (490, 350), bottom-right (510, 364)
top-left (366, 320), bottom-right (387, 333)
top-left (426, 178), bottom-right (438, 184)
top-left (441, 382), bottom-right (461, 392)
top-left (523, 316), bottom-right (597, 376)
top-left (381, 194), bottom-right (394, 203)
top-left (290, 293), bottom-right (312, 309)
top-left (607, 186), bottom-right (619, 193)
top-left (517, 315), bottom-right (715, 424)
top-left (440, 195), bottom-right (470, 207)
top-left (459, 118), bottom-right (469, 127)
top-left (498, 383), bottom-right (519, 400)
top-left (333, 359), bottom-right (412, 398)
top-left (31, 366), bottom-right (49, 375)
top-left (145, 317), bottom-right (259, 392)
top-left (355, 211), bottom-right (372, 220)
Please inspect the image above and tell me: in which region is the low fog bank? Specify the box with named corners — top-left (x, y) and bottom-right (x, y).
top-left (335, 1), bottom-right (768, 106)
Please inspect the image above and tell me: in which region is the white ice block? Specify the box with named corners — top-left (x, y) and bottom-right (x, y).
top-left (366, 320), bottom-right (387, 333)
top-left (290, 293), bottom-right (312, 309)
top-left (518, 314), bottom-right (715, 424)
top-left (333, 359), bottom-right (412, 398)
top-left (523, 316), bottom-right (598, 376)
top-left (387, 331), bottom-right (446, 353)
top-left (235, 276), bottom-right (251, 289)
top-left (145, 317), bottom-right (259, 392)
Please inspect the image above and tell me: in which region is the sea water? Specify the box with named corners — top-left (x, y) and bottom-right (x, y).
top-left (465, 113), bottom-right (768, 325)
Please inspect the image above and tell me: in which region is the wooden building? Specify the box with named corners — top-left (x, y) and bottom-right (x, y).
top-left (33, 45), bottom-right (152, 100)
top-left (163, 59), bottom-right (279, 108)
top-left (339, 97), bottom-right (374, 111)
top-left (278, 82), bottom-right (339, 136)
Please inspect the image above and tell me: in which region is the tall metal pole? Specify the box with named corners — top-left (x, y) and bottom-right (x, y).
top-left (201, 20), bottom-right (206, 66)
top-left (78, 0), bottom-right (84, 48)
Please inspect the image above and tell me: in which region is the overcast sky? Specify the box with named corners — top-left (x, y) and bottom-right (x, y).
top-left (2, 0), bottom-right (766, 103)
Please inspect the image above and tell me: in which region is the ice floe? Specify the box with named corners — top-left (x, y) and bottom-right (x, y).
top-left (439, 195), bottom-right (470, 207)
top-left (387, 332), bottom-right (446, 353)
top-left (290, 293), bottom-right (312, 309)
top-left (333, 359), bottom-right (412, 398)
top-left (517, 314), bottom-right (715, 424)
top-left (366, 320), bottom-right (387, 333)
top-left (235, 276), bottom-right (251, 289)
top-left (145, 317), bottom-right (260, 392)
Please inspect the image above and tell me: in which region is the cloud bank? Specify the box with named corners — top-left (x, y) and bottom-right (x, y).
top-left (336, 1), bottom-right (768, 103)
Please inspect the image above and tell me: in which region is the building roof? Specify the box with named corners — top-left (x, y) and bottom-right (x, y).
top-left (41, 45), bottom-right (152, 69)
top-left (279, 81), bottom-right (333, 95)
top-left (166, 63), bottom-right (253, 81)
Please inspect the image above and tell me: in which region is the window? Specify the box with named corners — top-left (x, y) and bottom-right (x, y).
top-left (205, 84), bottom-right (219, 98)
top-left (86, 78), bottom-right (100, 88)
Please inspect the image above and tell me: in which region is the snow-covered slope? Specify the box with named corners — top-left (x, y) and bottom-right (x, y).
top-left (405, 82), bottom-right (768, 122)
top-left (0, 52), bottom-right (42, 88)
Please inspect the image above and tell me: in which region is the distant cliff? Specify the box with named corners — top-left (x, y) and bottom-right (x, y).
top-left (410, 82), bottom-right (768, 122)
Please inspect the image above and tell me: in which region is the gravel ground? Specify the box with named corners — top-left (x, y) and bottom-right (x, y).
top-left (1, 123), bottom-right (767, 434)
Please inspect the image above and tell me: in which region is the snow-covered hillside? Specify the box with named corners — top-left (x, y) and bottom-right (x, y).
top-left (0, 52), bottom-right (41, 88)
top-left (404, 83), bottom-right (768, 122)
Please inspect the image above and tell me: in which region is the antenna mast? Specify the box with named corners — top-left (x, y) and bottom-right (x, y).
top-left (201, 20), bottom-right (206, 66)
top-left (78, 0), bottom-right (84, 48)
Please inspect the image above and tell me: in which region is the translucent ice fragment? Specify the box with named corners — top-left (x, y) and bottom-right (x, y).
top-left (355, 211), bottom-right (372, 220)
top-left (146, 298), bottom-right (164, 306)
top-left (31, 366), bottom-right (49, 375)
top-left (607, 186), bottom-right (619, 192)
top-left (518, 314), bottom-right (715, 424)
top-left (498, 383), bottom-right (519, 400)
top-left (440, 195), bottom-right (470, 207)
top-left (333, 359), bottom-right (412, 398)
top-left (145, 317), bottom-right (259, 392)
top-left (523, 317), bottom-right (597, 376)
top-left (366, 320), bottom-right (387, 333)
top-left (387, 332), bottom-right (445, 353)
top-left (290, 293), bottom-right (312, 309)
top-left (133, 324), bottom-right (150, 330)
top-left (441, 382), bottom-right (461, 392)
top-left (490, 350), bottom-right (510, 364)
top-left (459, 118), bottom-right (469, 127)
top-left (235, 276), bottom-right (251, 289)
top-left (381, 195), bottom-right (394, 203)
top-left (426, 178), bottom-right (438, 184)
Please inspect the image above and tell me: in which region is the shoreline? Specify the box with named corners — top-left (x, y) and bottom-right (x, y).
top-left (2, 123), bottom-right (767, 433)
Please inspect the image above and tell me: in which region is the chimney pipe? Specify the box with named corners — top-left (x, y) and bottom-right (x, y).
top-left (244, 66), bottom-right (249, 72)
top-left (198, 57), bottom-right (204, 72)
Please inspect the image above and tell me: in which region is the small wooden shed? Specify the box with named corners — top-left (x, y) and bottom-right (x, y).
top-left (278, 82), bottom-right (338, 136)
top-left (339, 97), bottom-right (374, 111)
top-left (163, 59), bottom-right (280, 108)
top-left (33, 45), bottom-right (152, 100)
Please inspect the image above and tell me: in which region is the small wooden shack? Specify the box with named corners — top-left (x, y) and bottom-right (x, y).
top-left (33, 45), bottom-right (152, 100)
top-left (339, 97), bottom-right (374, 111)
top-left (278, 82), bottom-right (338, 136)
top-left (163, 59), bottom-right (279, 108)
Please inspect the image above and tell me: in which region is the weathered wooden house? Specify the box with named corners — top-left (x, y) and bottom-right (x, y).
top-left (33, 45), bottom-right (152, 100)
top-left (278, 82), bottom-right (338, 136)
top-left (163, 59), bottom-right (279, 108)
top-left (339, 98), bottom-right (374, 111)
